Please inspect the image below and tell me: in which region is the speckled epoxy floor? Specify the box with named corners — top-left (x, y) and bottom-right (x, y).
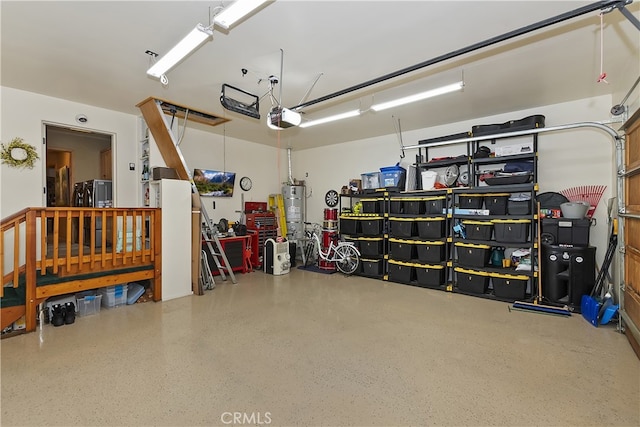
top-left (1, 268), bottom-right (639, 426)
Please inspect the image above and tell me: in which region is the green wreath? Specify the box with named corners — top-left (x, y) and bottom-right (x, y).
top-left (1, 137), bottom-right (39, 169)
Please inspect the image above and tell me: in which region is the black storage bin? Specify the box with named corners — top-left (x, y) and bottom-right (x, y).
top-left (361, 216), bottom-right (384, 236)
top-left (402, 199), bottom-right (424, 215)
top-left (389, 199), bottom-right (404, 214)
top-left (484, 193), bottom-right (509, 215)
top-left (541, 218), bottom-right (590, 246)
top-left (416, 217), bottom-right (446, 239)
top-left (508, 200), bottom-right (531, 215)
top-left (389, 218), bottom-right (415, 237)
top-left (388, 238), bottom-right (415, 261)
top-left (455, 267), bottom-right (490, 294)
top-left (491, 273), bottom-right (528, 300)
top-left (339, 216), bottom-right (359, 235)
top-left (458, 194), bottom-right (484, 209)
top-left (388, 260), bottom-right (415, 283)
top-left (358, 237), bottom-right (384, 257)
top-left (493, 219), bottom-right (530, 243)
top-left (361, 258), bottom-right (383, 276)
top-left (360, 198), bottom-right (380, 214)
top-left (424, 196), bottom-right (446, 215)
top-left (455, 242), bottom-right (491, 267)
top-left (415, 263), bottom-right (446, 287)
top-left (341, 235), bottom-right (359, 250)
top-left (415, 241), bottom-right (446, 263)
top-left (472, 115), bottom-right (545, 136)
top-left (462, 220), bottom-right (493, 241)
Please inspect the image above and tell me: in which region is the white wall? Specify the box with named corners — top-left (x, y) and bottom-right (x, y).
top-left (292, 95), bottom-right (619, 268)
top-left (0, 86), bottom-right (139, 216)
top-left (1, 86), bottom-right (288, 223)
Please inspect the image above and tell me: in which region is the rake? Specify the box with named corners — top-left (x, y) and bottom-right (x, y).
top-left (559, 185), bottom-right (606, 218)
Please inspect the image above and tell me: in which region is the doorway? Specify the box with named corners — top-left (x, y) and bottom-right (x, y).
top-left (44, 124), bottom-right (114, 243)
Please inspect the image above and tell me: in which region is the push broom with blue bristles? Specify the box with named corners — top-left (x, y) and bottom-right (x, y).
top-left (511, 202), bottom-right (572, 316)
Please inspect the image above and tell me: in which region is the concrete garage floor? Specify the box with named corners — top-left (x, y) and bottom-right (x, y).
top-left (1, 268), bottom-right (639, 426)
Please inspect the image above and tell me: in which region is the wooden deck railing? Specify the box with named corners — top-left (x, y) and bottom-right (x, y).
top-left (1, 207), bottom-right (161, 331)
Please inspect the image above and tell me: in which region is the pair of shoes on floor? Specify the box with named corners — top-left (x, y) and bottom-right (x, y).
top-left (50, 302), bottom-right (76, 327)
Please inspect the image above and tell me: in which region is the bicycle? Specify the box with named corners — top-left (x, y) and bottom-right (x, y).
top-left (303, 222), bottom-right (361, 275)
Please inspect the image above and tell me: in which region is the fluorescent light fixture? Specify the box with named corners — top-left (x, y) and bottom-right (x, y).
top-left (370, 81), bottom-right (464, 112)
top-left (146, 24), bottom-right (213, 79)
top-left (299, 109), bottom-right (361, 128)
top-left (214, 0), bottom-right (270, 30)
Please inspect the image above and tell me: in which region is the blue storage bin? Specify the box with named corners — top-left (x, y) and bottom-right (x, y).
top-left (380, 164), bottom-right (406, 189)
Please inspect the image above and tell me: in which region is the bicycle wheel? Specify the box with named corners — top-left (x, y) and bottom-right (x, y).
top-left (334, 244), bottom-right (360, 275)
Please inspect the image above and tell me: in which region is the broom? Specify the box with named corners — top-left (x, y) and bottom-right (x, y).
top-left (511, 202), bottom-right (572, 316)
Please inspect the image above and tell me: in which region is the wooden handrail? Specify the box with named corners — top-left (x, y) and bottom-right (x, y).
top-left (2, 207), bottom-right (160, 295)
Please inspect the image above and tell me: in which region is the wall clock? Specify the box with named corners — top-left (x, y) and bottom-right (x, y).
top-left (240, 176), bottom-right (252, 191)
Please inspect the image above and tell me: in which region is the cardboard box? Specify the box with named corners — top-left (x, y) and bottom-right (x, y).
top-left (152, 167), bottom-right (179, 180)
top-left (494, 142), bottom-right (534, 157)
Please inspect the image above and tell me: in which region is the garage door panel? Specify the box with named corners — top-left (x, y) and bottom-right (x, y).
top-left (625, 218), bottom-right (640, 249)
top-left (625, 243), bottom-right (640, 295)
top-left (626, 175), bottom-right (640, 211)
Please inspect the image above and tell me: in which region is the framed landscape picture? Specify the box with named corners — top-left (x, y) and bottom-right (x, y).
top-left (193, 169), bottom-right (236, 197)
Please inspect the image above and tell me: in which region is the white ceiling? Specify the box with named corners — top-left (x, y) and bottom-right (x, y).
top-left (2, 1), bottom-right (638, 150)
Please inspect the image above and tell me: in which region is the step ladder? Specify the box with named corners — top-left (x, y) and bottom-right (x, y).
top-left (268, 193), bottom-right (287, 237)
top-left (137, 97), bottom-right (236, 290)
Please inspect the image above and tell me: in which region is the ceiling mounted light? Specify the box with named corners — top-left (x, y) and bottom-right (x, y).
top-left (370, 81), bottom-right (464, 112)
top-left (299, 109), bottom-right (361, 128)
top-left (213, 0), bottom-right (271, 30)
top-left (146, 24), bottom-right (213, 79)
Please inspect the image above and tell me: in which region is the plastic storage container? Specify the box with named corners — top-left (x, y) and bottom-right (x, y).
top-left (388, 238), bottom-right (416, 261)
top-left (455, 242), bottom-right (491, 267)
top-left (389, 217), bottom-right (415, 238)
top-left (462, 220), bottom-right (493, 240)
top-left (415, 263), bottom-right (446, 287)
top-left (361, 172), bottom-right (381, 191)
top-left (380, 165), bottom-right (406, 189)
top-left (415, 240), bottom-right (446, 263)
top-left (455, 267), bottom-right (489, 294)
top-left (507, 200), bottom-right (531, 215)
top-left (541, 218), bottom-right (590, 246)
top-left (416, 217), bottom-right (446, 239)
top-left (339, 215), bottom-right (360, 235)
top-left (388, 259), bottom-right (415, 283)
top-left (389, 198), bottom-right (404, 214)
top-left (493, 219), bottom-right (530, 243)
top-left (424, 196), bottom-right (447, 214)
top-left (99, 284), bottom-right (128, 308)
top-left (361, 216), bottom-right (384, 236)
top-left (360, 198), bottom-right (380, 214)
top-left (75, 293), bottom-right (102, 316)
top-left (458, 194), bottom-right (484, 209)
top-left (491, 273), bottom-right (528, 300)
top-left (358, 237), bottom-right (384, 257)
top-left (403, 198), bottom-right (426, 215)
top-left (484, 193), bottom-right (510, 215)
top-left (361, 258), bottom-right (383, 276)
